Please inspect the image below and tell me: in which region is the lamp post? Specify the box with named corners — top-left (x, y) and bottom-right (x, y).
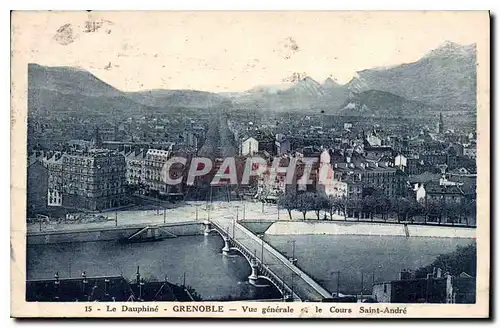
top-left (261, 236), bottom-right (264, 265)
top-left (288, 239), bottom-right (297, 265)
top-left (360, 271), bottom-right (364, 299)
top-left (335, 271), bottom-right (340, 297)
top-left (163, 207), bottom-right (166, 224)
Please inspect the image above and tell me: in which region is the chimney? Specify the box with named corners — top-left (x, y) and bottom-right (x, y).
top-left (54, 272), bottom-right (60, 301)
top-left (82, 271), bottom-right (88, 295)
top-left (139, 278), bottom-right (145, 301)
top-left (104, 278), bottom-right (110, 296)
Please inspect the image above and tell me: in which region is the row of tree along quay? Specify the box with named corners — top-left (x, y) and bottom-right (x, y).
top-left (276, 192), bottom-right (476, 226)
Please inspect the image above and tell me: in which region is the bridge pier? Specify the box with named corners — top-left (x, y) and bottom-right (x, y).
top-left (248, 259), bottom-right (259, 286)
top-left (203, 221), bottom-right (211, 236)
top-left (222, 236), bottom-right (231, 256)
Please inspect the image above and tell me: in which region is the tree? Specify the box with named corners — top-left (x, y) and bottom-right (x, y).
top-left (278, 193), bottom-right (297, 220)
top-left (295, 192), bottom-right (317, 220)
top-left (391, 196), bottom-right (417, 223)
top-left (379, 195), bottom-right (392, 221)
top-left (328, 197), bottom-right (342, 220)
top-left (362, 195), bottom-right (377, 221)
top-left (414, 243), bottom-right (476, 278)
top-left (425, 199), bottom-right (444, 224)
top-left (408, 199), bottom-right (424, 223)
top-left (445, 202), bottom-right (462, 225)
top-left (310, 194), bottom-right (330, 220)
top-left (462, 200), bottom-right (476, 226)
top-left (346, 197), bottom-right (362, 221)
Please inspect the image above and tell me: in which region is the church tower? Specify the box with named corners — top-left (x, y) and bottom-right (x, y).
top-left (437, 112), bottom-right (444, 134)
top-left (90, 126), bottom-right (103, 149)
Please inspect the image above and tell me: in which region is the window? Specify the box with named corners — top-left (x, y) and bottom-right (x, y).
top-left (384, 284), bottom-right (387, 293)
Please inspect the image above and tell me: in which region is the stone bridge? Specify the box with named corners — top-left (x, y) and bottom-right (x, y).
top-left (203, 218), bottom-right (332, 302)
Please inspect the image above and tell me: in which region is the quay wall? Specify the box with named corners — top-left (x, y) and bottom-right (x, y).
top-left (264, 221), bottom-right (475, 239)
top-left (239, 220), bottom-right (276, 235)
top-left (27, 222), bottom-right (204, 245)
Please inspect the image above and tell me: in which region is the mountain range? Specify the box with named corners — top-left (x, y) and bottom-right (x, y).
top-left (27, 41), bottom-right (476, 118)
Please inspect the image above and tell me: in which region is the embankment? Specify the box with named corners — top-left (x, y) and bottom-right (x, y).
top-left (27, 221), bottom-right (204, 245)
top-left (264, 221), bottom-right (475, 239)
top-left (239, 220), bottom-right (276, 235)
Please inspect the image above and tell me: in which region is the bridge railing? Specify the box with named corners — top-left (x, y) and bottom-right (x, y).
top-left (209, 221), bottom-right (300, 300)
top-left (232, 221), bottom-right (331, 299)
top-left (211, 219), bottom-right (331, 300)
top-left (231, 241), bottom-right (298, 300)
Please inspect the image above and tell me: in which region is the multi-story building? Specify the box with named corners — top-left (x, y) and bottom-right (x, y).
top-left (123, 149), bottom-right (147, 186)
top-left (119, 148), bottom-right (187, 198)
top-left (332, 159), bottom-right (406, 199)
top-left (45, 149), bottom-right (127, 211)
top-left (45, 152), bottom-right (64, 207)
top-left (424, 178), bottom-right (474, 208)
top-left (27, 153), bottom-right (49, 214)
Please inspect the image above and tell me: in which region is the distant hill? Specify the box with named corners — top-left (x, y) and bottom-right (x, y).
top-left (346, 41), bottom-right (476, 108)
top-left (28, 63), bottom-right (122, 98)
top-left (125, 89), bottom-right (227, 109)
top-left (28, 64), bottom-right (230, 117)
top-left (28, 64), bottom-right (153, 117)
top-left (340, 90), bottom-right (432, 116)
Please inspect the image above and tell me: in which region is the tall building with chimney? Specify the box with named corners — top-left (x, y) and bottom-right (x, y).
top-left (437, 113), bottom-right (444, 134)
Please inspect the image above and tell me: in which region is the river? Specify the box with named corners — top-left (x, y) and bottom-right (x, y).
top-left (27, 234), bottom-right (281, 301)
top-left (27, 233), bottom-right (475, 300)
top-left (264, 234), bottom-right (475, 295)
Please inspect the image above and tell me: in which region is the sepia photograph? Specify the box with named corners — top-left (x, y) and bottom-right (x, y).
top-left (10, 10), bottom-right (490, 318)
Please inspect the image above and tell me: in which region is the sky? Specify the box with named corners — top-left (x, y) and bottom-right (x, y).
top-left (12, 11), bottom-right (488, 92)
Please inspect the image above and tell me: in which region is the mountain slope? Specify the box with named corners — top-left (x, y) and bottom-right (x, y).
top-left (28, 63), bottom-right (122, 98)
top-left (340, 90), bottom-right (431, 116)
top-left (229, 76), bottom-right (350, 111)
top-left (28, 64), bottom-right (152, 117)
top-left (346, 41), bottom-right (476, 108)
top-left (28, 64), bottom-right (230, 117)
top-left (126, 89), bottom-right (227, 108)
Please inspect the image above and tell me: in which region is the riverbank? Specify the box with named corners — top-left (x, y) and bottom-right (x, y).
top-left (264, 221), bottom-right (475, 239)
top-left (27, 221), bottom-right (204, 245)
